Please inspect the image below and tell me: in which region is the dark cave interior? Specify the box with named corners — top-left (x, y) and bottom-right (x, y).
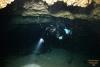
top-left (0, 1), bottom-right (100, 67)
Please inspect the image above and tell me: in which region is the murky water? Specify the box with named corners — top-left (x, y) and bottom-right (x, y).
top-left (1, 16), bottom-right (100, 67)
top-left (4, 49), bottom-right (89, 67)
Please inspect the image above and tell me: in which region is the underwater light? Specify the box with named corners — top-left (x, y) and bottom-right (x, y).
top-left (39, 38), bottom-right (44, 43)
top-left (64, 28), bottom-right (71, 35)
top-left (58, 36), bottom-right (63, 40)
top-left (22, 64), bottom-right (41, 67)
top-left (34, 38), bottom-right (44, 54)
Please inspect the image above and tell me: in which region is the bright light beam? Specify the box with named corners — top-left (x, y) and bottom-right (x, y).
top-left (34, 38), bottom-right (44, 54)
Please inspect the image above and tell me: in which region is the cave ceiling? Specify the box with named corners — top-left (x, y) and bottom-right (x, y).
top-left (0, 0), bottom-right (100, 21)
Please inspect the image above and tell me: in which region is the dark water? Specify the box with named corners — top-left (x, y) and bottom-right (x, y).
top-left (0, 16), bottom-right (100, 67)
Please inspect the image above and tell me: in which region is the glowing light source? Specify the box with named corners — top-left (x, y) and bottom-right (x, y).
top-left (64, 28), bottom-right (71, 34)
top-left (22, 64), bottom-right (41, 67)
top-left (34, 38), bottom-right (44, 54)
top-left (58, 36), bottom-right (63, 40)
top-left (39, 38), bottom-right (44, 44)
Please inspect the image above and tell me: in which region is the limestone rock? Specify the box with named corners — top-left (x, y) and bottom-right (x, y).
top-left (43, 0), bottom-right (92, 7)
top-left (20, 0), bottom-right (100, 20)
top-left (94, 0), bottom-right (100, 4)
top-left (0, 0), bottom-right (14, 9)
top-left (43, 0), bottom-right (58, 5)
top-left (0, 0), bottom-right (100, 21)
top-left (22, 1), bottom-right (49, 16)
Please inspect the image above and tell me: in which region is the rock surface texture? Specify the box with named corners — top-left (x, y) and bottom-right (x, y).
top-left (0, 0), bottom-right (14, 9)
top-left (0, 0), bottom-right (100, 21)
top-left (43, 0), bottom-right (92, 7)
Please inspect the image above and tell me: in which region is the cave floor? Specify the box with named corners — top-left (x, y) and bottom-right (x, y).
top-left (4, 48), bottom-right (92, 67)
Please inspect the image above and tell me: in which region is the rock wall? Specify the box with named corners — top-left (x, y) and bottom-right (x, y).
top-left (0, 0), bottom-right (100, 21)
top-left (0, 0), bottom-right (14, 9)
top-left (43, 0), bottom-right (92, 7)
top-left (21, 0), bottom-right (100, 20)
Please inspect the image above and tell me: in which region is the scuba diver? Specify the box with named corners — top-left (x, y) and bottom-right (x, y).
top-left (34, 22), bottom-right (72, 55)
